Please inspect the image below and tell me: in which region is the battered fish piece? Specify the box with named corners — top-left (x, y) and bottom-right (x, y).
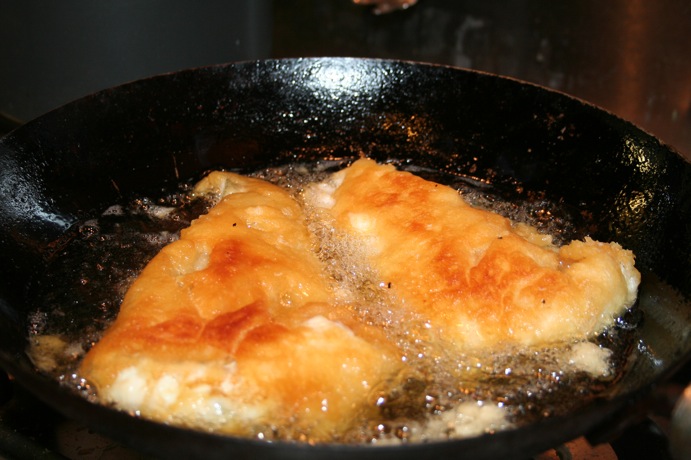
top-left (305, 158), bottom-right (640, 350)
top-left (79, 171), bottom-right (402, 441)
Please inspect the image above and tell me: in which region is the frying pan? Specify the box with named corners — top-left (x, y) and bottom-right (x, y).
top-left (0, 58), bottom-right (690, 459)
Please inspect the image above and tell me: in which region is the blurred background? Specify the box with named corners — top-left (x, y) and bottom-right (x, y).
top-left (1, 0), bottom-right (689, 159)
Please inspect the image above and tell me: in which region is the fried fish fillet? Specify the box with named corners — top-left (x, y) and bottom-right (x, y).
top-left (305, 158), bottom-right (640, 350)
top-left (80, 158), bottom-right (640, 441)
top-left (79, 171), bottom-right (402, 441)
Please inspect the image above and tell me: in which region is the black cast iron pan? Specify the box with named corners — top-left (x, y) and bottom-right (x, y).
top-left (0, 58), bottom-right (690, 459)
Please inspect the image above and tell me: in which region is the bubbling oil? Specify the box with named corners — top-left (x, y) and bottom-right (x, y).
top-left (26, 158), bottom-right (638, 444)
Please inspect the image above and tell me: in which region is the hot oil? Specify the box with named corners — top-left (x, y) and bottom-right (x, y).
top-left (253, 160), bottom-right (638, 443)
top-left (26, 184), bottom-right (211, 394)
top-left (26, 159), bottom-right (638, 444)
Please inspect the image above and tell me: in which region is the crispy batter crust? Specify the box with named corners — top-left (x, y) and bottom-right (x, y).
top-left (306, 158), bottom-right (640, 349)
top-left (80, 171), bottom-right (401, 441)
top-left (80, 159), bottom-right (641, 441)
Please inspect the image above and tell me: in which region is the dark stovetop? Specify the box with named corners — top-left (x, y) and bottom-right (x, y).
top-left (1, 1), bottom-right (689, 458)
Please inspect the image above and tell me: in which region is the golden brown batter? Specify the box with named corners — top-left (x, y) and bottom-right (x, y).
top-left (79, 171), bottom-right (403, 441)
top-left (305, 158), bottom-right (640, 350)
top-left (80, 158), bottom-right (640, 442)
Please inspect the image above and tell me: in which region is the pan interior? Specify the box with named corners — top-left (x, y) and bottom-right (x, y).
top-left (23, 158), bottom-right (652, 444)
top-left (0, 58), bottom-right (689, 457)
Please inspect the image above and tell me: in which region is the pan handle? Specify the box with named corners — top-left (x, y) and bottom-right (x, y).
top-left (585, 376), bottom-right (689, 455)
top-left (352, 0), bottom-right (418, 14)
top-left (670, 383), bottom-right (691, 460)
